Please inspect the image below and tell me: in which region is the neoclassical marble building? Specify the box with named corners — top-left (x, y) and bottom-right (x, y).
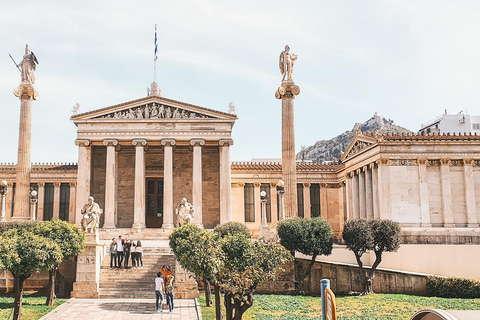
top-left (1, 90), bottom-right (480, 243)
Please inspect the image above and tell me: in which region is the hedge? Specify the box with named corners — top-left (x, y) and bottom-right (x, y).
top-left (426, 276), bottom-right (480, 298)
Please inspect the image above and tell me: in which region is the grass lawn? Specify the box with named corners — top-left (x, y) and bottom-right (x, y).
top-left (0, 293), bottom-right (67, 320)
top-left (199, 293), bottom-right (480, 320)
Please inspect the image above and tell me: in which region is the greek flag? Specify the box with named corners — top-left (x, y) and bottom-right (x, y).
top-left (154, 24), bottom-right (158, 61)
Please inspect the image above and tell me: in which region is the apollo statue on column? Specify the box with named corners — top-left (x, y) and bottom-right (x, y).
top-left (279, 45), bottom-right (298, 81)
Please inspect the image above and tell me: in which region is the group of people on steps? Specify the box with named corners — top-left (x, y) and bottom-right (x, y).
top-left (109, 235), bottom-right (144, 269)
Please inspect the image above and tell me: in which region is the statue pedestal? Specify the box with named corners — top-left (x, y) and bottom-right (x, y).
top-left (71, 233), bottom-right (102, 298)
top-left (259, 225), bottom-right (271, 239)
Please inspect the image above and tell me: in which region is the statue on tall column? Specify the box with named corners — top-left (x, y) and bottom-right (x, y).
top-left (17, 44), bottom-right (39, 84)
top-left (279, 45), bottom-right (297, 81)
top-left (175, 197), bottom-right (195, 227)
top-left (81, 196), bottom-right (103, 233)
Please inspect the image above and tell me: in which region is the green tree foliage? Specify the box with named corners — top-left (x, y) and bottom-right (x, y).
top-left (34, 219), bottom-right (86, 306)
top-left (277, 217), bottom-right (333, 292)
top-left (342, 219), bottom-right (401, 294)
top-left (0, 221), bottom-right (37, 234)
top-left (219, 235), bottom-right (291, 320)
top-left (0, 228), bottom-right (62, 320)
top-left (213, 221), bottom-right (252, 239)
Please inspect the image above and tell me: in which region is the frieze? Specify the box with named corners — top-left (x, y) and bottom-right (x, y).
top-left (426, 160), bottom-right (440, 167)
top-left (449, 160), bottom-right (463, 166)
top-left (388, 159), bottom-right (418, 166)
top-left (96, 103), bottom-right (213, 120)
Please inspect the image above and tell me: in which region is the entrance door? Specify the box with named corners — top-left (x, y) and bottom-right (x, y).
top-left (146, 179), bottom-right (164, 228)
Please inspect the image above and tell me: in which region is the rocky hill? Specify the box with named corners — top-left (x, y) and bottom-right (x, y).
top-left (296, 113), bottom-right (413, 163)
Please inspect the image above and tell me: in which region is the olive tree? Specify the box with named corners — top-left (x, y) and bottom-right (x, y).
top-left (342, 219), bottom-right (401, 293)
top-left (277, 217), bottom-right (333, 292)
top-left (34, 219), bottom-right (86, 306)
top-left (0, 228), bottom-right (62, 320)
top-left (170, 224), bottom-right (225, 319)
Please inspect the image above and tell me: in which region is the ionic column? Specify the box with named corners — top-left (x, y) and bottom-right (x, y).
top-left (365, 166), bottom-right (373, 221)
top-left (353, 169), bottom-right (360, 219)
top-left (75, 139), bottom-right (91, 225)
top-left (103, 139), bottom-right (118, 229)
top-left (68, 182), bottom-right (76, 224)
top-left (359, 168), bottom-right (366, 219)
top-left (254, 182), bottom-right (261, 224)
top-left (219, 139), bottom-right (233, 224)
top-left (132, 139), bottom-right (147, 229)
top-left (418, 159), bottom-right (431, 227)
top-left (440, 159), bottom-right (454, 227)
top-left (371, 164), bottom-right (380, 220)
top-left (303, 183), bottom-right (311, 219)
top-left (12, 84), bottom-right (38, 220)
top-left (53, 182), bottom-right (61, 220)
top-left (162, 139), bottom-right (176, 229)
top-left (346, 173), bottom-right (353, 220)
top-left (191, 139), bottom-right (205, 227)
top-left (320, 183), bottom-right (328, 221)
top-left (37, 182), bottom-right (45, 221)
top-left (270, 182), bottom-right (278, 225)
top-left (463, 159), bottom-right (478, 227)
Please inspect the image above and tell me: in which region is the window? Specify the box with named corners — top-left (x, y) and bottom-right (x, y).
top-left (297, 183), bottom-right (304, 218)
top-left (473, 123), bottom-right (480, 130)
top-left (260, 183), bottom-right (272, 222)
top-left (244, 183), bottom-right (255, 222)
top-left (59, 183), bottom-right (70, 221)
top-left (43, 183), bottom-right (54, 220)
top-left (310, 183), bottom-right (321, 218)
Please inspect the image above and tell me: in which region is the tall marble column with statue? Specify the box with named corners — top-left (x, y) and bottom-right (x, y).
top-left (276, 45), bottom-right (300, 219)
top-left (12, 45), bottom-right (39, 220)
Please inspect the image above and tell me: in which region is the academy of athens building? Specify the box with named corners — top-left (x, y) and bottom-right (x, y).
top-left (1, 88), bottom-right (480, 243)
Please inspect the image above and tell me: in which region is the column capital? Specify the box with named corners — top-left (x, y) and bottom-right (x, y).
top-left (270, 182), bottom-right (277, 187)
top-left (362, 166), bottom-right (368, 172)
top-left (103, 139), bottom-right (118, 147)
top-left (161, 138), bottom-right (176, 147)
top-left (14, 83), bottom-right (39, 101)
top-left (75, 139), bottom-right (90, 147)
top-left (7, 181), bottom-right (14, 187)
top-left (254, 182), bottom-right (261, 188)
top-left (190, 139), bottom-right (205, 147)
top-left (355, 168), bottom-right (361, 175)
top-left (376, 158), bottom-right (389, 166)
top-left (275, 82), bottom-right (300, 99)
top-left (38, 182), bottom-right (45, 187)
top-left (463, 159), bottom-right (475, 166)
top-left (368, 162), bottom-right (376, 169)
top-left (347, 171), bottom-right (354, 179)
top-left (303, 182), bottom-right (311, 188)
top-left (418, 159), bottom-right (427, 165)
top-left (219, 139), bottom-right (234, 147)
top-left (69, 181), bottom-right (77, 187)
top-left (440, 158), bottom-right (451, 166)
top-left (53, 182), bottom-right (61, 187)
top-left (132, 139), bottom-right (147, 147)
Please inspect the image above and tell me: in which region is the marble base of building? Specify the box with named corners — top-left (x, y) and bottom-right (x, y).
top-left (71, 233), bottom-right (103, 298)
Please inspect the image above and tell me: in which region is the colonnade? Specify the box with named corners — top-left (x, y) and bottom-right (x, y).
top-left (75, 138), bottom-right (233, 229)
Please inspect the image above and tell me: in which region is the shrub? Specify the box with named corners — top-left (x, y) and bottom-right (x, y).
top-left (427, 276), bottom-right (480, 298)
top-left (214, 221), bottom-right (252, 239)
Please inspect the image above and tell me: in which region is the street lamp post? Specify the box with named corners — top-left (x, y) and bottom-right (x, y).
top-left (0, 180), bottom-right (7, 223)
top-left (277, 180), bottom-right (285, 222)
top-left (30, 190), bottom-right (38, 221)
top-left (259, 190), bottom-right (270, 238)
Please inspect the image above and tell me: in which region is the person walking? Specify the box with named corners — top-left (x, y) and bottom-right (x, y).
top-left (109, 238), bottom-right (117, 269)
top-left (136, 240), bottom-right (143, 269)
top-left (123, 238), bottom-right (131, 269)
top-left (116, 235), bottom-right (124, 268)
top-left (155, 272), bottom-right (164, 312)
top-left (165, 274), bottom-right (175, 313)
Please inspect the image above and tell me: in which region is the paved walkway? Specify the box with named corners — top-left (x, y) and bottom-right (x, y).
top-left (41, 298), bottom-right (201, 320)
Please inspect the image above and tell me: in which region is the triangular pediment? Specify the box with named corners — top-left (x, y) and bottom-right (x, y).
top-left (341, 135), bottom-right (377, 162)
top-left (71, 96), bottom-right (237, 122)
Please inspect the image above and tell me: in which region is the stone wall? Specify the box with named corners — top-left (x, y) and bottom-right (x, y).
top-left (257, 258), bottom-right (427, 296)
top-left (388, 166), bottom-right (421, 226)
top-left (116, 147), bottom-right (135, 228)
top-left (450, 166), bottom-right (467, 226)
top-left (202, 147), bottom-right (220, 229)
top-left (427, 166), bottom-right (443, 226)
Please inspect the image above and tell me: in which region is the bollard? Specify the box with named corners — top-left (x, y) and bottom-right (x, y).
top-left (321, 278), bottom-right (330, 320)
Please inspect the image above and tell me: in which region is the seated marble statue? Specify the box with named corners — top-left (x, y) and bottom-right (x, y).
top-left (81, 196), bottom-right (102, 233)
top-left (175, 197), bottom-right (195, 227)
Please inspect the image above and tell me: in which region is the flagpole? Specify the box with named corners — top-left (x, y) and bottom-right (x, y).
top-left (154, 24), bottom-right (157, 83)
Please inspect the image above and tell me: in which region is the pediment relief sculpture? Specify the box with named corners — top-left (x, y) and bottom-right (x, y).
top-left (95, 103), bottom-right (213, 120)
top-left (344, 140), bottom-right (374, 159)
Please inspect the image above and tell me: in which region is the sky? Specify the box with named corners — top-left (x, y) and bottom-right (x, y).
top-left (1, 1), bottom-right (480, 163)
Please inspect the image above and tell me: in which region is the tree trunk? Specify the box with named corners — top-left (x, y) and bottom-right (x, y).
top-left (13, 274), bottom-right (29, 320)
top-left (46, 267), bottom-right (57, 306)
top-left (354, 253), bottom-right (369, 294)
top-left (295, 254), bottom-right (317, 293)
top-left (224, 293), bottom-right (233, 320)
top-left (204, 279), bottom-right (213, 307)
top-left (365, 250), bottom-right (383, 294)
top-left (214, 285), bottom-right (223, 320)
top-left (232, 293), bottom-right (253, 320)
